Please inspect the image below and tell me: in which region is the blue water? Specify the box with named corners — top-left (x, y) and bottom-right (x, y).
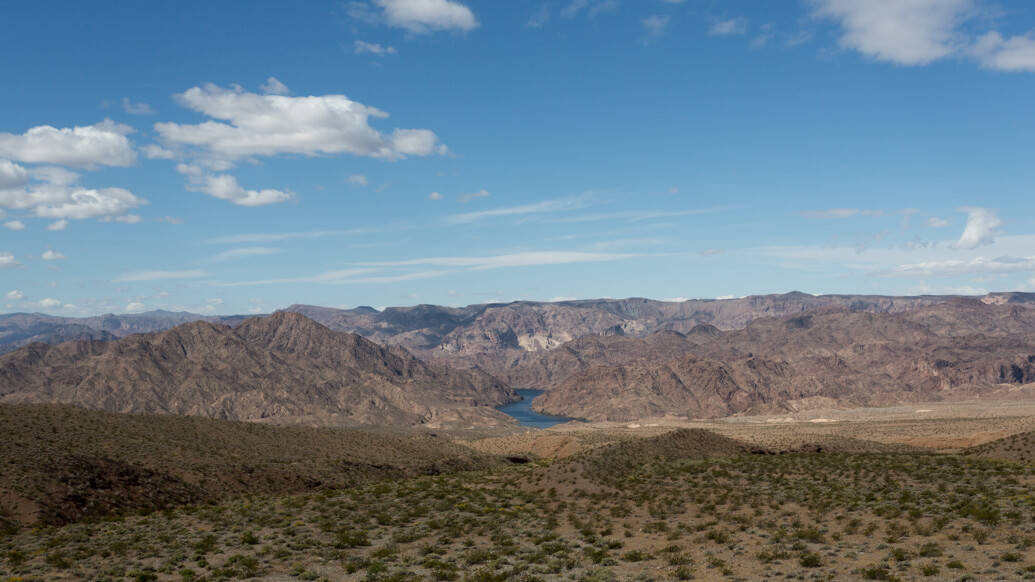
top-left (497, 389), bottom-right (576, 428)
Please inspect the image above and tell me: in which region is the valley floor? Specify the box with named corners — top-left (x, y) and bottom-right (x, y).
top-left (1, 402), bottom-right (1034, 581)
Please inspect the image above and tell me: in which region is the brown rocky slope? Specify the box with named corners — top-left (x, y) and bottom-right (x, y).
top-left (0, 312), bottom-right (516, 427)
top-left (532, 300), bottom-right (1035, 421)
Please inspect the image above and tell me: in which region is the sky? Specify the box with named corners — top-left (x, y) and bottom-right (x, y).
top-left (2, 0), bottom-right (1035, 316)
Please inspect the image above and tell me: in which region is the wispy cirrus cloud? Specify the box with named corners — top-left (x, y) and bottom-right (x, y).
top-left (113, 269), bottom-right (207, 282)
top-left (361, 250), bottom-right (636, 270)
top-left (206, 247), bottom-right (282, 263)
top-left (445, 195), bottom-right (592, 224)
top-left (551, 207), bottom-right (719, 224)
top-left (206, 228), bottom-right (377, 244)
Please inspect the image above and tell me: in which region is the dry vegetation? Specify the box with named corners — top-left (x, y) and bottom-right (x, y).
top-left (0, 404), bottom-right (501, 529)
top-left (2, 420), bottom-right (1033, 581)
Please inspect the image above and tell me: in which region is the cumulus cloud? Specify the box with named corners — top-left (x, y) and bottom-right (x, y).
top-left (709, 17), bottom-right (748, 36)
top-left (3, 220), bottom-right (25, 230)
top-left (972, 31), bottom-right (1035, 72)
top-left (428, 191), bottom-right (443, 200)
top-left (1, 182), bottom-right (146, 220)
top-left (0, 119), bottom-right (136, 167)
top-left (0, 252), bottom-right (17, 268)
top-left (38, 298), bottom-right (61, 308)
top-left (348, 174), bottom-right (368, 186)
top-left (642, 15), bottom-right (671, 40)
top-left (121, 98), bottom-right (154, 115)
top-left (6, 290), bottom-right (25, 300)
top-left (155, 83), bottom-right (446, 162)
top-left (955, 207), bottom-right (1001, 250)
top-left (47, 219), bottom-right (68, 231)
top-left (113, 269), bottom-right (207, 282)
top-left (809, 0), bottom-right (1010, 67)
top-left (0, 159), bottom-right (28, 189)
top-left (458, 189), bottom-right (489, 203)
top-left (372, 0), bottom-right (478, 32)
top-left (186, 171), bottom-right (293, 207)
top-left (41, 250), bottom-right (65, 260)
top-left (354, 40), bottom-right (397, 55)
top-left (260, 76), bottom-right (290, 95)
top-left (143, 144), bottom-right (177, 159)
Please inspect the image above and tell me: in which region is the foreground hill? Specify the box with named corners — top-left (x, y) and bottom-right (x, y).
top-left (0, 312), bottom-right (516, 427)
top-left (0, 403), bottom-right (503, 528)
top-left (532, 300), bottom-right (1035, 420)
top-left (964, 430), bottom-right (1035, 463)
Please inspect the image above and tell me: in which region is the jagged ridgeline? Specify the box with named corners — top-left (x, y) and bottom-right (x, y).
top-left (0, 312), bottom-right (516, 428)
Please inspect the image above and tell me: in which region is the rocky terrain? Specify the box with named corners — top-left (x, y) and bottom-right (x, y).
top-left (531, 299), bottom-right (1035, 421)
top-left (1, 291), bottom-right (976, 360)
top-left (0, 312), bottom-right (516, 428)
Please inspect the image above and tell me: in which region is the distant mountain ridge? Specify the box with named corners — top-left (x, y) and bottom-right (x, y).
top-left (0, 312), bottom-right (516, 428)
top-left (529, 299), bottom-right (1035, 421)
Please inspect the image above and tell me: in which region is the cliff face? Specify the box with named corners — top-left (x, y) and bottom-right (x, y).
top-left (531, 301), bottom-right (1035, 421)
top-left (0, 312), bottom-right (516, 428)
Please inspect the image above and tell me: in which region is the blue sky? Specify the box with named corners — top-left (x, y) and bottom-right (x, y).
top-left (2, 0), bottom-right (1035, 315)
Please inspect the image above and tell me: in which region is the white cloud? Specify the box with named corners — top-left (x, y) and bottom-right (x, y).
top-left (458, 188), bottom-right (489, 203)
top-left (972, 31), bottom-right (1035, 72)
top-left (0, 252), bottom-right (17, 268)
top-left (927, 217), bottom-right (949, 227)
top-left (428, 191), bottom-right (443, 200)
top-left (560, 0), bottom-right (618, 18)
top-left (113, 269), bottom-right (207, 282)
top-left (801, 208), bottom-right (859, 218)
top-left (38, 298), bottom-right (61, 308)
top-left (446, 195), bottom-right (590, 224)
top-left (811, 0), bottom-right (973, 66)
top-left (373, 0), bottom-right (478, 32)
top-left (664, 297), bottom-right (690, 302)
top-left (354, 40), bottom-right (397, 55)
top-left (23, 184), bottom-right (146, 220)
top-left (102, 214), bottom-right (142, 224)
top-left (527, 4), bottom-right (550, 28)
top-left (3, 220), bottom-right (25, 230)
top-left (552, 207), bottom-right (718, 224)
top-left (709, 17), bottom-right (748, 36)
top-left (955, 207), bottom-right (1001, 250)
top-left (882, 256), bottom-right (1035, 278)
top-left (181, 170), bottom-right (293, 207)
top-left (47, 219), bottom-right (68, 231)
top-left (0, 119), bottom-right (136, 167)
top-left (29, 166), bottom-right (79, 185)
top-left (642, 15), bottom-right (671, 40)
top-left (6, 290), bottom-right (24, 300)
top-left (122, 97), bottom-right (154, 115)
top-left (155, 83), bottom-right (446, 162)
top-left (0, 159), bottom-right (28, 189)
top-left (207, 228), bottom-right (373, 244)
top-left (260, 76), bottom-right (290, 95)
top-left (41, 250), bottom-right (65, 260)
top-left (143, 144), bottom-right (177, 159)
top-left (208, 246), bottom-right (281, 262)
top-left (363, 250), bottom-right (636, 270)
top-left (348, 174), bottom-right (368, 186)
top-left (125, 301), bottom-right (147, 313)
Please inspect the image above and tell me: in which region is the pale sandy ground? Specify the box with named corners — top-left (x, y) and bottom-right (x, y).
top-left (465, 399), bottom-right (1035, 458)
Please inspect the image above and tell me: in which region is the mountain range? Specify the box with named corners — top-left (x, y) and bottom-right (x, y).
top-left (0, 312), bottom-right (515, 428)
